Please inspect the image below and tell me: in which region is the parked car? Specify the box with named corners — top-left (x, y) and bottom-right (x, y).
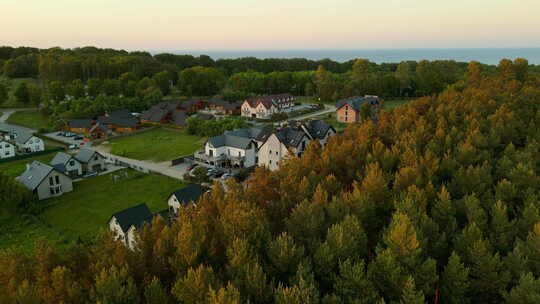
top-left (67, 144), bottom-right (77, 150)
top-left (74, 136), bottom-right (84, 140)
top-left (221, 173), bottom-right (232, 180)
top-left (65, 132), bottom-right (76, 137)
top-left (57, 131), bottom-right (66, 136)
top-left (187, 164), bottom-right (198, 171)
top-left (214, 171), bottom-right (225, 178)
top-left (79, 142), bottom-right (85, 146)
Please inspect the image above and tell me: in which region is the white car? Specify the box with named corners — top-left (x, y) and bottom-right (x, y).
top-left (221, 173), bottom-right (232, 180)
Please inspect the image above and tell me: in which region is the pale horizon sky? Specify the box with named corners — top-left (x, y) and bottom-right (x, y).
top-left (3, 0), bottom-right (540, 51)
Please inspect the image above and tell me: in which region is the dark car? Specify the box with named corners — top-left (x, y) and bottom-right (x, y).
top-left (74, 136), bottom-right (84, 140)
top-left (214, 171), bottom-right (225, 178)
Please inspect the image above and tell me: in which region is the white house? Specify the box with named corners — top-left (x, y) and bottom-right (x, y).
top-left (194, 126), bottom-right (273, 168)
top-left (167, 184), bottom-right (206, 214)
top-left (241, 94), bottom-right (295, 119)
top-left (17, 161), bottom-right (74, 200)
top-left (75, 149), bottom-right (106, 174)
top-left (0, 140), bottom-right (15, 159)
top-left (258, 120), bottom-right (336, 171)
top-left (14, 132), bottom-right (44, 153)
top-left (50, 152), bottom-right (83, 177)
top-left (109, 204), bottom-right (153, 249)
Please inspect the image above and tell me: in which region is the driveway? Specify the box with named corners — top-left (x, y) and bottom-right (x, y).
top-left (43, 131), bottom-right (86, 146)
top-left (285, 104), bottom-right (336, 121)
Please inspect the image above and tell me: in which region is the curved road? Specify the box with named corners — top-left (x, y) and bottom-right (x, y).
top-left (0, 108), bottom-right (38, 134)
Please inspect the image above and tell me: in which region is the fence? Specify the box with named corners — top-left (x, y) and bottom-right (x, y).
top-left (0, 147), bottom-right (64, 164)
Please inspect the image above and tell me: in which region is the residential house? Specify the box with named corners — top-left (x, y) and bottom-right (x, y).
top-left (258, 120), bottom-right (335, 171)
top-left (180, 99), bottom-right (205, 113)
top-left (66, 119), bottom-right (93, 133)
top-left (109, 204), bottom-right (153, 249)
top-left (241, 94), bottom-right (295, 119)
top-left (50, 152), bottom-right (83, 177)
top-left (0, 140), bottom-right (15, 159)
top-left (17, 161), bottom-right (73, 200)
top-left (167, 184), bottom-right (206, 214)
top-left (88, 123), bottom-right (112, 139)
top-left (75, 149), bottom-right (106, 174)
top-left (208, 97), bottom-right (242, 115)
top-left (335, 95), bottom-right (381, 123)
top-left (140, 102), bottom-right (188, 127)
top-left (98, 109), bottom-right (140, 133)
top-left (195, 125), bottom-right (273, 168)
top-left (14, 132), bottom-right (44, 153)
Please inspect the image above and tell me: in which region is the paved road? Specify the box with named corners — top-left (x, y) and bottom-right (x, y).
top-left (290, 105), bottom-right (336, 121)
top-left (0, 108), bottom-right (38, 135)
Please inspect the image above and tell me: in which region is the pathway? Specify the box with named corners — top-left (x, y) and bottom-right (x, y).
top-left (0, 108), bottom-right (38, 134)
top-left (290, 104), bottom-right (336, 121)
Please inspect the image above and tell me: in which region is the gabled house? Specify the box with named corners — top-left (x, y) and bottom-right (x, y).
top-left (195, 126), bottom-right (273, 168)
top-left (17, 161), bottom-right (73, 200)
top-left (14, 132), bottom-right (44, 153)
top-left (0, 140), bottom-right (15, 159)
top-left (167, 184), bottom-right (206, 214)
top-left (97, 109), bottom-right (140, 133)
top-left (74, 149), bottom-right (106, 174)
top-left (180, 99), bottom-right (205, 113)
top-left (66, 119), bottom-right (94, 133)
top-left (140, 102), bottom-right (188, 126)
top-left (50, 152), bottom-right (83, 177)
top-left (241, 94), bottom-right (295, 119)
top-left (109, 204), bottom-right (153, 249)
top-left (89, 123), bottom-right (112, 139)
top-left (336, 95), bottom-right (381, 123)
top-left (258, 120), bottom-right (335, 171)
top-left (208, 97), bottom-right (242, 115)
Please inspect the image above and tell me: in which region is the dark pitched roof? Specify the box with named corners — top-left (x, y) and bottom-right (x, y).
top-left (171, 184), bottom-right (205, 205)
top-left (69, 119), bottom-right (93, 128)
top-left (305, 120), bottom-right (334, 140)
top-left (171, 110), bottom-right (188, 126)
top-left (14, 132), bottom-right (37, 145)
top-left (194, 113), bottom-right (214, 121)
top-left (275, 127), bottom-right (307, 148)
top-left (208, 134), bottom-right (253, 150)
top-left (89, 123), bottom-right (111, 133)
top-left (108, 109), bottom-right (132, 119)
top-left (244, 94), bottom-right (294, 108)
top-left (336, 96), bottom-right (380, 111)
top-left (50, 152), bottom-right (76, 167)
top-left (98, 116), bottom-right (139, 128)
top-left (75, 149), bottom-right (104, 163)
top-left (225, 125), bottom-right (274, 142)
top-left (110, 204), bottom-right (153, 233)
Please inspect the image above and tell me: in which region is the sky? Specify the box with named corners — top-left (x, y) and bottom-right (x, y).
top-left (2, 0), bottom-right (540, 51)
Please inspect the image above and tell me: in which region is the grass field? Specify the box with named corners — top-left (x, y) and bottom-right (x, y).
top-left (0, 153), bottom-right (56, 177)
top-left (6, 110), bottom-right (51, 130)
top-left (0, 215), bottom-right (67, 251)
top-left (103, 128), bottom-right (205, 162)
top-left (40, 170), bottom-right (184, 240)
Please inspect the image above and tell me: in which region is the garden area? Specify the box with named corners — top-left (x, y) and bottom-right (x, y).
top-left (1, 169), bottom-right (185, 251)
top-left (101, 128), bottom-right (205, 162)
top-left (0, 153), bottom-right (56, 177)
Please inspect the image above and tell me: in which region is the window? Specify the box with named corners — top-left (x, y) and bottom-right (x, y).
top-left (275, 151), bottom-right (278, 155)
top-left (269, 150), bottom-right (272, 154)
top-left (269, 160), bottom-right (272, 164)
top-left (55, 176), bottom-right (60, 184)
top-left (49, 176), bottom-right (54, 186)
top-left (50, 188), bottom-right (55, 195)
top-left (94, 156), bottom-right (99, 161)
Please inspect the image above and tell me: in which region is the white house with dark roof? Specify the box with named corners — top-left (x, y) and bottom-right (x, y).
top-left (109, 204), bottom-right (153, 249)
top-left (194, 126), bottom-right (273, 168)
top-left (241, 94), bottom-right (295, 119)
top-left (0, 140), bottom-right (15, 159)
top-left (17, 161), bottom-right (73, 200)
top-left (50, 152), bottom-right (83, 177)
top-left (168, 184), bottom-right (206, 214)
top-left (258, 120), bottom-right (335, 171)
top-left (75, 149), bottom-right (106, 174)
top-left (14, 132), bottom-right (44, 153)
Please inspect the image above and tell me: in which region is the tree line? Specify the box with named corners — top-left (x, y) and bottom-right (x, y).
top-left (1, 59), bottom-right (540, 303)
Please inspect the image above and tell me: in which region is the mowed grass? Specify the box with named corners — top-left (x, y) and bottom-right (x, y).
top-left (40, 169), bottom-right (184, 240)
top-left (104, 128), bottom-right (205, 162)
top-left (0, 153), bottom-right (55, 177)
top-left (7, 110), bottom-right (51, 130)
top-left (0, 215), bottom-right (68, 252)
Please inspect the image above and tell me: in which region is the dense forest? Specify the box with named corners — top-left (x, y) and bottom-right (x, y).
top-left (0, 46), bottom-right (511, 123)
top-left (1, 58), bottom-right (540, 303)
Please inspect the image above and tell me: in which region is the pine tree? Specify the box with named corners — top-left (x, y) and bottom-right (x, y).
top-left (93, 266), bottom-right (139, 304)
top-left (207, 283), bottom-right (242, 304)
top-left (399, 276), bottom-right (425, 304)
top-left (334, 259), bottom-right (380, 304)
top-left (144, 277), bottom-right (170, 304)
top-left (504, 272), bottom-right (540, 304)
top-left (172, 265), bottom-right (220, 304)
top-left (440, 252), bottom-right (470, 304)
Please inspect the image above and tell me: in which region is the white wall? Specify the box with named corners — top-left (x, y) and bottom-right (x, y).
top-left (0, 141), bottom-right (15, 159)
top-left (19, 136), bottom-right (44, 153)
top-left (65, 158), bottom-right (83, 176)
top-left (258, 134), bottom-right (291, 171)
top-left (35, 171), bottom-right (74, 200)
top-left (85, 153), bottom-right (106, 173)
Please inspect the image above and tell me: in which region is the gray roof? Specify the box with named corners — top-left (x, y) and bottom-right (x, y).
top-left (50, 152), bottom-right (75, 166)
top-left (208, 134), bottom-right (253, 150)
top-left (336, 96), bottom-right (380, 111)
top-left (14, 132), bottom-right (36, 145)
top-left (17, 161), bottom-right (62, 191)
top-left (75, 149), bottom-right (104, 163)
top-left (275, 127), bottom-right (307, 148)
top-left (306, 120), bottom-right (334, 140)
top-left (171, 110), bottom-right (188, 126)
top-left (111, 204), bottom-right (153, 233)
top-left (225, 125), bottom-right (274, 142)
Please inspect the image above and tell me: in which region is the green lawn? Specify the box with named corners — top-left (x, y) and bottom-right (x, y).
top-left (40, 170), bottom-right (184, 240)
top-left (383, 99), bottom-right (411, 110)
top-left (0, 153), bottom-right (56, 177)
top-left (0, 215), bottom-right (67, 252)
top-left (103, 128), bottom-right (205, 162)
top-left (6, 110), bottom-right (51, 130)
